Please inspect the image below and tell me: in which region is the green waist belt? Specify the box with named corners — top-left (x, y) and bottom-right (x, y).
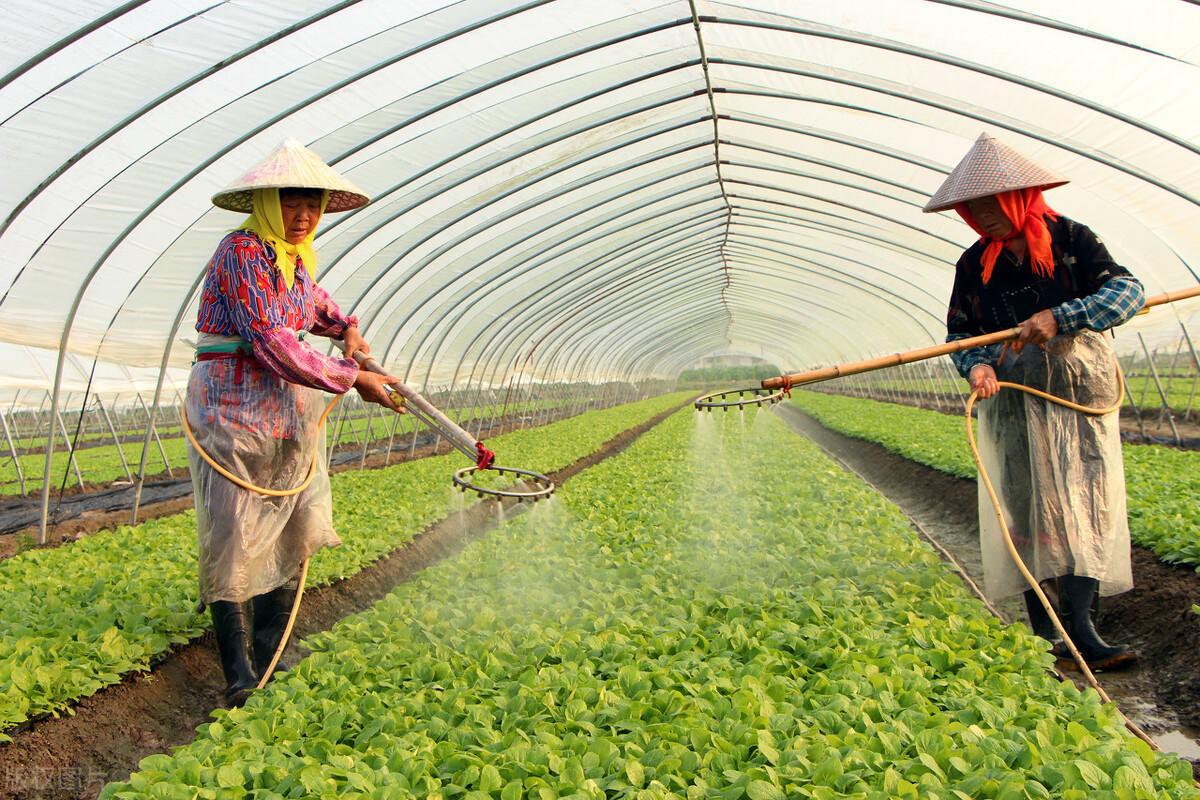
top-left (194, 341), bottom-right (252, 357)
top-left (193, 332), bottom-right (306, 361)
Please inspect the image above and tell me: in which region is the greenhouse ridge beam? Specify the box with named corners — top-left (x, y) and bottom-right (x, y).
top-left (688, 0), bottom-right (736, 347)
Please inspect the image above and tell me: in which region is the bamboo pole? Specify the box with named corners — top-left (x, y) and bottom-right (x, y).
top-left (762, 286), bottom-right (1200, 391)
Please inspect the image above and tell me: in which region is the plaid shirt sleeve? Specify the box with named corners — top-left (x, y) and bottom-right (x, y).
top-left (1050, 276), bottom-right (1145, 334)
top-left (947, 337), bottom-right (1003, 378)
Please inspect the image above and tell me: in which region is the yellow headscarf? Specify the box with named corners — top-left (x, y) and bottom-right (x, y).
top-left (239, 188), bottom-right (329, 290)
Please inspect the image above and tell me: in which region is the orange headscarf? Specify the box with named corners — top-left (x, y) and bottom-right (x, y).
top-left (954, 188), bottom-right (1058, 285)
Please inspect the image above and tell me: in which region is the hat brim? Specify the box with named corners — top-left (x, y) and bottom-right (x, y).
top-left (212, 185), bottom-right (370, 213)
top-left (923, 179), bottom-right (1069, 213)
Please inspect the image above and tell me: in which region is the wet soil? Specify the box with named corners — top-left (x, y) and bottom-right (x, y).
top-left (776, 404), bottom-right (1200, 774)
top-left (0, 401), bottom-right (689, 800)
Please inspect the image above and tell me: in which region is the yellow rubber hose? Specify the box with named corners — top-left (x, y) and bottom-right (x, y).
top-left (964, 361), bottom-right (1161, 749)
top-left (181, 394), bottom-right (341, 497)
top-left (181, 394), bottom-right (340, 694)
top-left (255, 557), bottom-right (309, 690)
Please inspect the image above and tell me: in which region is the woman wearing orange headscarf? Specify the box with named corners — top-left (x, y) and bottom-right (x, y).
top-left (927, 134), bottom-right (1144, 672)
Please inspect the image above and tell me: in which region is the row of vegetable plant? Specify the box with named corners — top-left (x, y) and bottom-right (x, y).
top-left (0, 437), bottom-right (183, 497)
top-left (7, 424), bottom-right (184, 453)
top-left (861, 376), bottom-right (1198, 415)
top-left (0, 392), bottom-right (691, 738)
top-left (0, 398), bottom-right (576, 496)
top-left (790, 391), bottom-right (1200, 571)
top-left (103, 408), bottom-right (1198, 798)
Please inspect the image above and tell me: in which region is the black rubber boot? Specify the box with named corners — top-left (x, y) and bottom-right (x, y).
top-left (1023, 589), bottom-right (1061, 644)
top-left (209, 601), bottom-right (259, 707)
top-left (252, 578), bottom-right (299, 681)
top-left (1056, 575), bottom-right (1137, 672)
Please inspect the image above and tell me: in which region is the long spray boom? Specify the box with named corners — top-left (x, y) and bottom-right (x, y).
top-left (350, 350), bottom-right (488, 465)
top-left (694, 286), bottom-right (1200, 411)
top-left (345, 347), bottom-right (554, 500)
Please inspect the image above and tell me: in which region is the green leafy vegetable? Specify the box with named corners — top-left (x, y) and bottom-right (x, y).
top-left (102, 408), bottom-right (1199, 798)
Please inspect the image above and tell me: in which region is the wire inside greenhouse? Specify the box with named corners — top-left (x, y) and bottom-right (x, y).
top-left (1, 1), bottom-right (1199, 797)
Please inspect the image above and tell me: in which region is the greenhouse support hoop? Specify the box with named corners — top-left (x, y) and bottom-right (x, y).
top-left (1137, 332), bottom-right (1182, 445)
top-left (0, 410), bottom-right (24, 495)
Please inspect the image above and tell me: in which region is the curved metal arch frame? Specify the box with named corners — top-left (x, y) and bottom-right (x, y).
top-left (0, 0), bottom-right (152, 91)
top-left (475, 262), bottom-right (720, 398)
top-left (442, 222), bottom-right (730, 396)
top-left (384, 171), bottom-right (734, 385)
top-left (95, 100), bottom-right (714, 370)
top-left (727, 206), bottom-right (955, 269)
top-left (919, 0), bottom-right (1176, 58)
top-left (720, 153), bottom-right (927, 209)
top-left (501, 261), bottom-right (863, 388)
top-left (357, 120), bottom-right (980, 386)
top-left (340, 72), bottom-right (984, 340)
top-left (604, 307), bottom-right (847, 384)
top-left (11, 12), bottom-right (701, 324)
top-left (428, 212), bottom-right (938, 397)
top-left (721, 233), bottom-right (946, 323)
top-left (705, 16), bottom-right (1200, 159)
top-left (1, 2), bottom-right (225, 128)
top-left (374, 131), bottom-right (974, 391)
top-left (28, 3), bottom-right (1195, 357)
top-left (30, 17), bottom-right (713, 538)
top-left (22, 3), bottom-right (1200, 539)
top-left (274, 25), bottom-right (1200, 388)
top-left (723, 225), bottom-right (949, 311)
top-left (385, 186), bottom-right (727, 394)
top-left (448, 217), bottom-right (733, 394)
top-left (317, 63), bottom-right (707, 238)
top-left (314, 91), bottom-right (714, 282)
top-left (552, 300), bottom-right (730, 384)
top-left (718, 137), bottom-right (941, 197)
top-left (719, 241), bottom-right (942, 341)
top-left (51, 13), bottom-right (1185, 391)
top-left (353, 146), bottom-right (720, 364)
top-left (2, 0), bottom-right (389, 239)
top-left (479, 265), bottom-right (732, 390)
top-left (82, 25), bottom-right (1051, 448)
top-left (722, 176), bottom-right (963, 249)
top-left (709, 55), bottom-right (1200, 206)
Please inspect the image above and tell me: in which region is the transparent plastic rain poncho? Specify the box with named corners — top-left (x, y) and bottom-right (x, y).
top-left (975, 330), bottom-right (1132, 602)
top-left (186, 355), bottom-right (339, 604)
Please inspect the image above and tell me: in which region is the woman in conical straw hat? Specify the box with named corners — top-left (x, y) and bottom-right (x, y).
top-left (926, 133), bottom-right (1143, 672)
top-left (190, 139), bottom-right (400, 706)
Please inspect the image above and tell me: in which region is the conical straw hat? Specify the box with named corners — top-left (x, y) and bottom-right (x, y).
top-left (923, 132), bottom-right (1067, 213)
top-left (212, 138), bottom-right (370, 213)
